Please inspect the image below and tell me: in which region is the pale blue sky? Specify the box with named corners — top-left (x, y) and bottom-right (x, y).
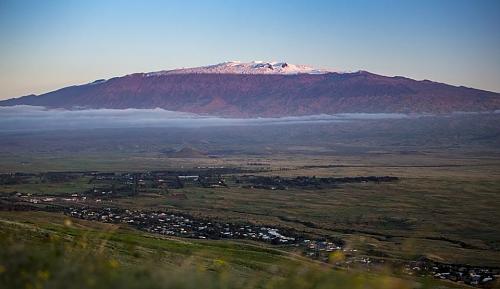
top-left (0, 0), bottom-right (499, 99)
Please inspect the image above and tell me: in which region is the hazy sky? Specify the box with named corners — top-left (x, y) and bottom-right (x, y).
top-left (0, 0), bottom-right (499, 99)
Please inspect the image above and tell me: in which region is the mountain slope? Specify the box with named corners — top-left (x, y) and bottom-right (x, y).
top-left (1, 62), bottom-right (499, 117)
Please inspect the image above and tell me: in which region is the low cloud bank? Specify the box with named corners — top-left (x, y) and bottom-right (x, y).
top-left (0, 105), bottom-right (474, 131)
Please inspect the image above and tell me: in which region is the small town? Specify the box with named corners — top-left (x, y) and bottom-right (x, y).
top-left (405, 259), bottom-right (498, 287)
top-left (64, 206), bottom-right (304, 245)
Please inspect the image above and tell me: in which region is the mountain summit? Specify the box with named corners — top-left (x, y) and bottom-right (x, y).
top-left (1, 62), bottom-right (499, 117)
top-left (145, 61), bottom-right (333, 76)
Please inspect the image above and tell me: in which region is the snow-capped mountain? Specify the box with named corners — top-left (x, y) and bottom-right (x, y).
top-left (1, 61), bottom-right (499, 117)
top-left (145, 61), bottom-right (333, 76)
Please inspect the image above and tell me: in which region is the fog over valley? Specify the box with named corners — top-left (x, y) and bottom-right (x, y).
top-left (0, 105), bottom-right (431, 131)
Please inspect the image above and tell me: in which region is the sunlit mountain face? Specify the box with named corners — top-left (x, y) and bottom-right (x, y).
top-left (1, 61), bottom-right (499, 117)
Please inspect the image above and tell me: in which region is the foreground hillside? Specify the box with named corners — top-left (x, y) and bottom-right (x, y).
top-left (1, 62), bottom-right (499, 116)
top-left (0, 211), bottom-right (464, 289)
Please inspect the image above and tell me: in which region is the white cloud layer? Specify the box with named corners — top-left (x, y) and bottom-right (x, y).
top-left (0, 105), bottom-right (486, 132)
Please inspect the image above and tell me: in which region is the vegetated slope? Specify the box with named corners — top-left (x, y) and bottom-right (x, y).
top-left (166, 146), bottom-right (208, 158)
top-left (0, 210), bottom-right (455, 289)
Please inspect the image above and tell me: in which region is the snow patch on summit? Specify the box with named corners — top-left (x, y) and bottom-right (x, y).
top-left (144, 61), bottom-right (335, 76)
